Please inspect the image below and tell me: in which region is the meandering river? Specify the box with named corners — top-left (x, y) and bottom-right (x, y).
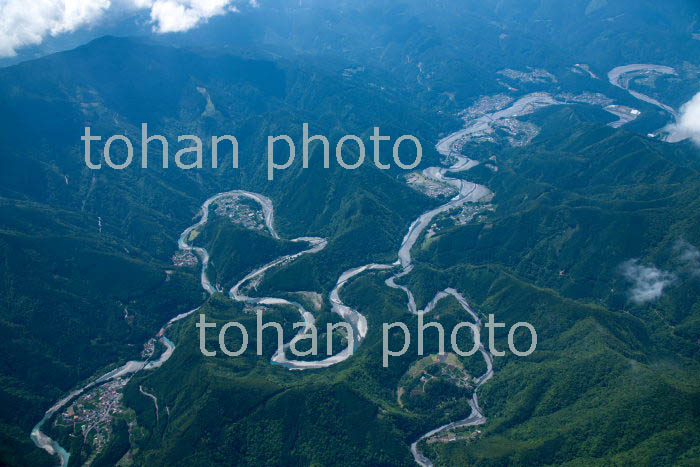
top-left (608, 64), bottom-right (678, 117)
top-left (32, 90), bottom-right (553, 465)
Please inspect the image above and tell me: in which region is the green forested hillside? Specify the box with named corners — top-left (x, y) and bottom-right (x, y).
top-left (0, 200), bottom-right (202, 465)
top-left (0, 35), bottom-right (445, 464)
top-left (401, 107), bottom-right (700, 464)
top-left (115, 105), bottom-right (700, 466)
top-left (1, 1), bottom-right (700, 464)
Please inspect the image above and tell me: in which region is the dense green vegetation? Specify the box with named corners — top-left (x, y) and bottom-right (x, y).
top-left (2, 1), bottom-right (700, 464)
top-left (197, 215), bottom-right (305, 290)
top-left (0, 200), bottom-right (202, 465)
top-left (401, 107), bottom-right (700, 464)
top-left (0, 33), bottom-right (444, 464)
top-left (117, 103), bottom-right (700, 465)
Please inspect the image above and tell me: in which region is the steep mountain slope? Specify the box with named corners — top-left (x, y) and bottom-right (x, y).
top-left (1, 1), bottom-right (699, 464)
top-left (108, 106), bottom-right (700, 466)
top-left (0, 36), bottom-right (445, 465)
top-left (403, 107), bottom-right (700, 464)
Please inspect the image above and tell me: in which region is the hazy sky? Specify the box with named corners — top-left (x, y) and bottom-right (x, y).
top-left (0, 0), bottom-right (258, 57)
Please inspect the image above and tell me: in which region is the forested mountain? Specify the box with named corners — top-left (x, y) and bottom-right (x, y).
top-left (1, 1), bottom-right (699, 465)
top-left (0, 35), bottom-right (443, 464)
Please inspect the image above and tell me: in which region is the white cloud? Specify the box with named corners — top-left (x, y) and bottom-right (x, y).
top-left (674, 239), bottom-right (700, 276)
top-left (0, 0), bottom-right (111, 56)
top-left (140, 0), bottom-right (236, 33)
top-left (0, 0), bottom-right (249, 56)
top-left (620, 259), bottom-right (676, 304)
top-left (666, 92), bottom-right (700, 145)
